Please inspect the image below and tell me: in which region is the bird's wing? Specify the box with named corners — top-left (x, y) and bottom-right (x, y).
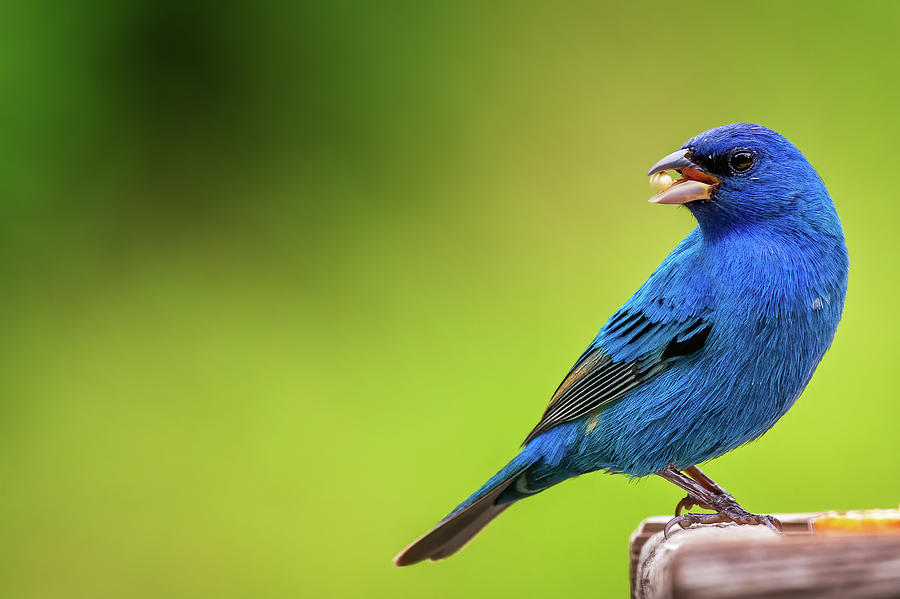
top-left (522, 308), bottom-right (711, 445)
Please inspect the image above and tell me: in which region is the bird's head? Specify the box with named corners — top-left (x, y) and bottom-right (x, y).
top-left (646, 123), bottom-right (835, 237)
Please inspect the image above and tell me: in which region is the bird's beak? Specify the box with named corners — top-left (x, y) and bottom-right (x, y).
top-left (646, 148), bottom-right (721, 205)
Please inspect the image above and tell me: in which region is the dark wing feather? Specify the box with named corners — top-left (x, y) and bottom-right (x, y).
top-left (522, 311), bottom-right (711, 445)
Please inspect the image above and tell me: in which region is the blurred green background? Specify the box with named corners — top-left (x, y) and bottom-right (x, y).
top-left (1, 1), bottom-right (897, 597)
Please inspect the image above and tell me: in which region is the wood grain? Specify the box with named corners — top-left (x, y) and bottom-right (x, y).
top-left (631, 514), bottom-right (900, 598)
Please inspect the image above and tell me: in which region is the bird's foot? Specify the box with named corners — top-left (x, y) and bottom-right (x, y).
top-left (664, 493), bottom-right (783, 538)
top-left (674, 493), bottom-right (713, 516)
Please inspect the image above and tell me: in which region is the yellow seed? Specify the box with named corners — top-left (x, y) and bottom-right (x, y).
top-left (650, 172), bottom-right (674, 191)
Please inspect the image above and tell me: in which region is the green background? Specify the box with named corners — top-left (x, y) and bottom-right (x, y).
top-left (1, 2), bottom-right (897, 597)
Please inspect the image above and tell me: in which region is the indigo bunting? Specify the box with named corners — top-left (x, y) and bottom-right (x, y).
top-left (395, 123), bottom-right (848, 566)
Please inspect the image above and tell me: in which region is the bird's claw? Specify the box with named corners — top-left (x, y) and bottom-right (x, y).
top-left (664, 512), bottom-right (725, 538)
top-left (674, 493), bottom-right (712, 516)
top-left (756, 514), bottom-right (784, 533)
top-left (664, 496), bottom-right (783, 538)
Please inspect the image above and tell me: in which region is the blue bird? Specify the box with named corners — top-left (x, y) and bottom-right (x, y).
top-left (394, 123), bottom-right (848, 566)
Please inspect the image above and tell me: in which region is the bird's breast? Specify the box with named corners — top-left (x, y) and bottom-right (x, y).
top-left (694, 235), bottom-right (847, 413)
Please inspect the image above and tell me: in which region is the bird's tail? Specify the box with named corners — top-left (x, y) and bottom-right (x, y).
top-left (393, 449), bottom-right (542, 566)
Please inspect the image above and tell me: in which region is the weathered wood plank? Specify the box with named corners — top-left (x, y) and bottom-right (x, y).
top-left (631, 514), bottom-right (900, 598)
top-left (630, 514), bottom-right (815, 598)
top-left (672, 534), bottom-right (900, 598)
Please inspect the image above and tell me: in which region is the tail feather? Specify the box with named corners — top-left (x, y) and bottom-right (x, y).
top-left (394, 450), bottom-right (542, 566)
top-left (394, 420), bottom-right (585, 565)
top-left (393, 474), bottom-right (518, 566)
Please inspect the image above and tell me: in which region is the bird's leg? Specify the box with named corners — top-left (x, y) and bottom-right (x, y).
top-left (658, 466), bottom-right (717, 518)
top-left (683, 465), bottom-right (781, 530)
top-left (673, 465), bottom-right (725, 514)
top-left (657, 465), bottom-right (783, 537)
top-left (683, 465), bottom-right (728, 495)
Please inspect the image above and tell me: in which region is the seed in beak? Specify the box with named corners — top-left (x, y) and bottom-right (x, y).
top-left (649, 172), bottom-right (674, 192)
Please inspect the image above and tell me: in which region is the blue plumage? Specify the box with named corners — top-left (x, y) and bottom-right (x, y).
top-left (395, 123), bottom-right (848, 565)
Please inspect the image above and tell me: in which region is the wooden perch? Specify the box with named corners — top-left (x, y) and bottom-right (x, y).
top-left (630, 514), bottom-right (900, 598)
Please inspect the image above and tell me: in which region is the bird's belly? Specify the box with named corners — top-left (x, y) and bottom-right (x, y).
top-left (578, 313), bottom-right (836, 476)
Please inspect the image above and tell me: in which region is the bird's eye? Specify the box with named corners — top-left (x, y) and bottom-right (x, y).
top-left (729, 150), bottom-right (755, 173)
